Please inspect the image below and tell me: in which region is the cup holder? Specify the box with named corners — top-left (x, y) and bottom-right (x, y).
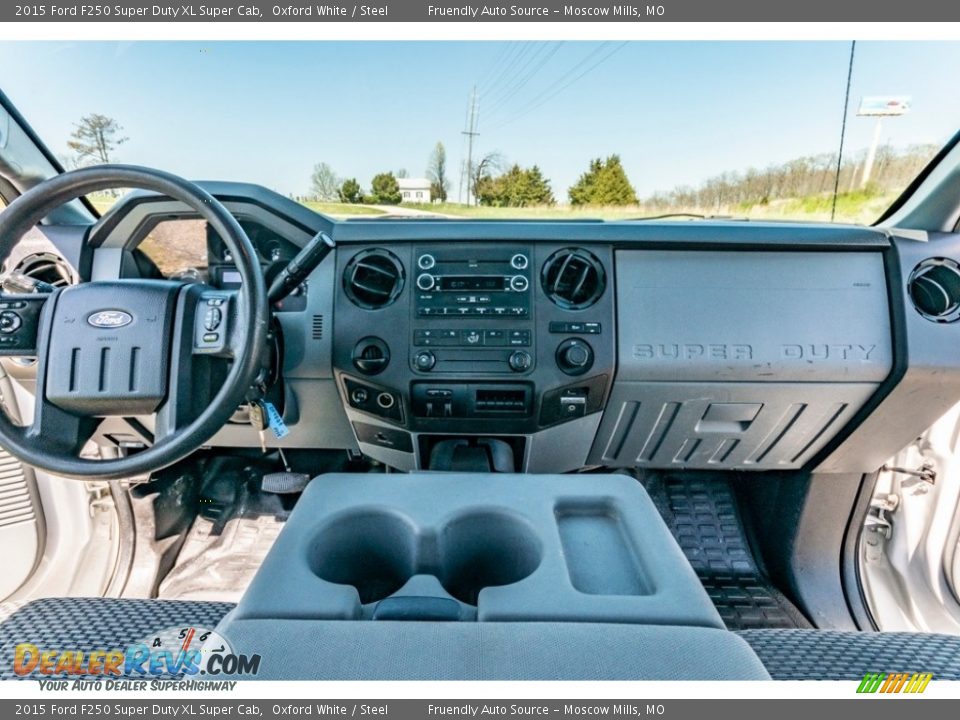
top-left (438, 511), bottom-right (543, 606)
top-left (309, 510), bottom-right (417, 605)
top-left (309, 509), bottom-right (543, 610)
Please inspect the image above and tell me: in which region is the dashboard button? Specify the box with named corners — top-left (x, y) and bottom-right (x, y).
top-left (556, 338), bottom-right (594, 376)
top-left (510, 275), bottom-right (529, 292)
top-left (414, 350), bottom-right (436, 371)
top-left (508, 350), bottom-right (533, 372)
top-left (416, 273), bottom-right (436, 291)
top-left (418, 254), bottom-right (436, 270)
top-left (484, 330), bottom-right (506, 346)
top-left (511, 254), bottom-right (529, 270)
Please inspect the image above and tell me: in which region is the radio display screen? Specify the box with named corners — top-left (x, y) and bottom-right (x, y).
top-left (439, 276), bottom-right (505, 291)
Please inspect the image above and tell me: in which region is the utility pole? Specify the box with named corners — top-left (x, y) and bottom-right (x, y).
top-left (460, 86), bottom-right (480, 205)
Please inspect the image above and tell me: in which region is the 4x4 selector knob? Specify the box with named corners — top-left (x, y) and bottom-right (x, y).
top-left (556, 338), bottom-right (593, 376)
top-left (508, 350), bottom-right (533, 372)
top-left (414, 350), bottom-right (436, 371)
top-left (416, 273), bottom-right (436, 291)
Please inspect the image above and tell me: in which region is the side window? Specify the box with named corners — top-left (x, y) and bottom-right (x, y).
top-left (137, 219), bottom-right (209, 280)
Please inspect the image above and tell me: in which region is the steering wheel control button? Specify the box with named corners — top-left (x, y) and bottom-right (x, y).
top-left (418, 254), bottom-right (436, 270)
top-left (508, 350), bottom-right (533, 372)
top-left (510, 275), bottom-right (530, 292)
top-left (203, 306), bottom-right (223, 331)
top-left (511, 253), bottom-right (529, 270)
top-left (414, 350), bottom-right (437, 371)
top-left (0, 311), bottom-right (22, 334)
top-left (416, 273), bottom-right (436, 291)
top-left (557, 338), bottom-right (594, 376)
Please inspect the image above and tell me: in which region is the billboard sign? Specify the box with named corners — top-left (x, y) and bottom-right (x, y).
top-left (857, 96), bottom-right (912, 116)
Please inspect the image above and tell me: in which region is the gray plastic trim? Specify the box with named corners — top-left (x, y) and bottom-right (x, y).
top-left (594, 250), bottom-right (892, 471)
top-left (231, 472), bottom-right (724, 629)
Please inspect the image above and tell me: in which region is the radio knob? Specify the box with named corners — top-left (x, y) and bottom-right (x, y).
top-left (511, 253), bottom-right (529, 270)
top-left (414, 350), bottom-right (436, 371)
top-left (508, 350), bottom-right (533, 372)
top-left (556, 339), bottom-right (593, 376)
top-left (418, 254), bottom-right (436, 270)
top-left (416, 273), bottom-right (436, 291)
top-left (510, 275), bottom-right (529, 292)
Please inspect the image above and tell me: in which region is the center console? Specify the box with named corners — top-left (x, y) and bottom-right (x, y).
top-left (215, 472), bottom-right (769, 680)
top-left (332, 242), bottom-right (616, 472)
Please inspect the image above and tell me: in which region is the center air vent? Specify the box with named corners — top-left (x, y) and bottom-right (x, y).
top-left (343, 249), bottom-right (405, 309)
top-left (908, 257), bottom-right (960, 323)
top-left (541, 248), bottom-right (606, 310)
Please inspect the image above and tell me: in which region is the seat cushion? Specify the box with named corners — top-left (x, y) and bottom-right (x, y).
top-left (0, 597), bottom-right (235, 680)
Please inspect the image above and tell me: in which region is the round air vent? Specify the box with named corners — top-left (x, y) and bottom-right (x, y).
top-left (343, 249), bottom-right (405, 309)
top-left (2, 252), bottom-right (75, 293)
top-left (908, 257), bottom-right (960, 323)
top-left (541, 248), bottom-right (606, 310)
top-left (352, 337), bottom-right (390, 375)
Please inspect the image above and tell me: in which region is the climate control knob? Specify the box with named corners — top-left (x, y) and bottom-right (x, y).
top-left (556, 338), bottom-right (593, 376)
top-left (508, 350), bottom-right (533, 372)
top-left (414, 350), bottom-right (436, 371)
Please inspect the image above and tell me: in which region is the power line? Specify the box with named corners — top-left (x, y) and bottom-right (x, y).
top-left (487, 42), bottom-right (627, 132)
top-left (482, 43), bottom-right (549, 109)
top-left (478, 42), bottom-right (533, 103)
top-left (483, 43), bottom-right (565, 121)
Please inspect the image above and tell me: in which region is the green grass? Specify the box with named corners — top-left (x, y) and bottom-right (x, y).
top-left (301, 201), bottom-right (385, 217)
top-left (402, 192), bottom-right (894, 225)
top-left (82, 191), bottom-right (892, 226)
top-left (400, 202), bottom-right (650, 220)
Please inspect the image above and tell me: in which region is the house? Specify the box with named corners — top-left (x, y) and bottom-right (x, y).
top-left (398, 178), bottom-right (432, 204)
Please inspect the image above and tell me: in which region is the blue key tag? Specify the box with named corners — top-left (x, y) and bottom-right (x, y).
top-left (264, 401), bottom-right (290, 439)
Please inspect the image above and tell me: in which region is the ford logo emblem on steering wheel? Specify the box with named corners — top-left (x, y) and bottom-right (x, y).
top-left (87, 310), bottom-right (133, 329)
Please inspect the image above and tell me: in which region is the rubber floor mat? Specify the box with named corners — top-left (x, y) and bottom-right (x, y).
top-left (643, 474), bottom-right (810, 630)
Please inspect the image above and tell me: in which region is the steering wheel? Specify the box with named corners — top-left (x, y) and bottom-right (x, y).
top-left (0, 165), bottom-right (269, 479)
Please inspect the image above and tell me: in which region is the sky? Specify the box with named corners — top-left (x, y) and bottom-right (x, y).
top-left (2, 41), bottom-right (960, 200)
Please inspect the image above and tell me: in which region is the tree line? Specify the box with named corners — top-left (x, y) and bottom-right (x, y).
top-left (644, 144), bottom-right (939, 214)
top-left (311, 144), bottom-right (639, 207)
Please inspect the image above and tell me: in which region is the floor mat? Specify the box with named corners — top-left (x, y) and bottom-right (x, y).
top-left (643, 474), bottom-right (810, 631)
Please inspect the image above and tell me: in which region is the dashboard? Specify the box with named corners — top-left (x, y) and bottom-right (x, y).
top-left (70, 182), bottom-right (960, 476)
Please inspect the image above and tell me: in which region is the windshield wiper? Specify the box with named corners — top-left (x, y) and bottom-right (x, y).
top-left (621, 212), bottom-right (749, 222)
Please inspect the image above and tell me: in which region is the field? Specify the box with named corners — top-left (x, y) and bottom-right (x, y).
top-left (85, 190), bottom-right (898, 226)
top-left (398, 190), bottom-right (898, 225)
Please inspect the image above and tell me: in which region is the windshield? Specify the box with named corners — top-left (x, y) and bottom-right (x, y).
top-left (1, 40), bottom-right (959, 223)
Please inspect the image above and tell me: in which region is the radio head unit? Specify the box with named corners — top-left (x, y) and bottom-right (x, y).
top-left (414, 246), bottom-right (531, 318)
